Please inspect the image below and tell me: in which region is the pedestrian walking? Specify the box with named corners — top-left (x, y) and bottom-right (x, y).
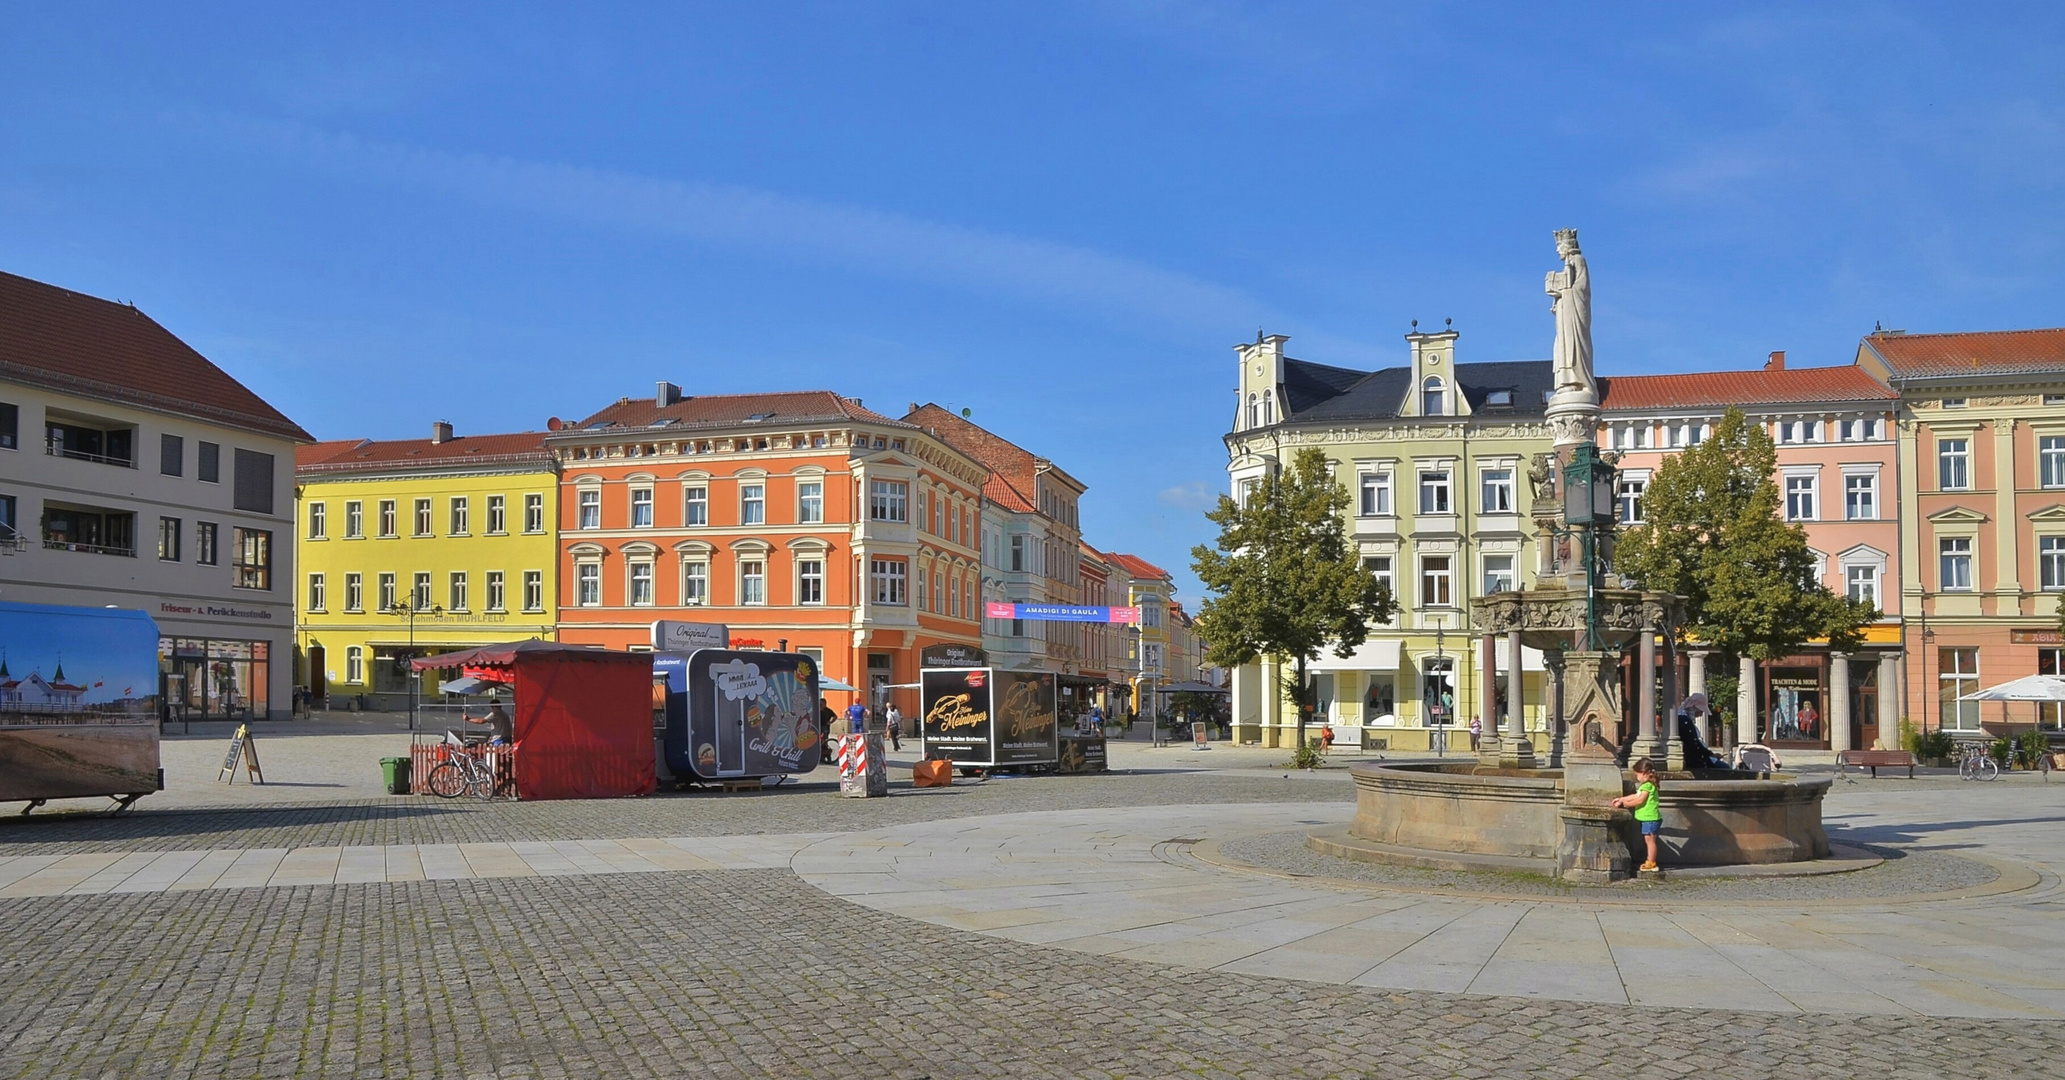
top-left (1468, 714), bottom-right (1482, 752)
top-left (1612, 757), bottom-right (1664, 871)
top-left (845, 700), bottom-right (867, 737)
top-left (884, 703), bottom-right (903, 751)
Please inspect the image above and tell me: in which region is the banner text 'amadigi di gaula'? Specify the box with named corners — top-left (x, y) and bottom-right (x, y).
top-left (983, 603), bottom-right (1140, 623)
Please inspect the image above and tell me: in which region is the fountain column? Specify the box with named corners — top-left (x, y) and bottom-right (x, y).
top-left (1737, 655), bottom-right (1758, 746)
top-left (1636, 626), bottom-right (1660, 760)
top-left (1478, 633), bottom-right (1500, 764)
top-left (1506, 628), bottom-right (1530, 766)
top-left (1829, 651), bottom-right (1852, 756)
top-left (1877, 651), bottom-right (1902, 750)
top-left (1545, 649), bottom-right (1566, 767)
top-left (1687, 649), bottom-right (1709, 742)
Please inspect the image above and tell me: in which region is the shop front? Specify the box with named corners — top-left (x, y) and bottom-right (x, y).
top-left (1755, 645), bottom-right (1887, 752)
top-left (162, 637), bottom-right (273, 721)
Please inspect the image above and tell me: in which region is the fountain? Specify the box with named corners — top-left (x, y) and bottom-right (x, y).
top-left (1317, 230), bottom-right (1831, 883)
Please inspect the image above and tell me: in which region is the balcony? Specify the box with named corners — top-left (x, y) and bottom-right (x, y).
top-left (41, 505), bottom-right (137, 558)
top-left (44, 420), bottom-right (136, 469)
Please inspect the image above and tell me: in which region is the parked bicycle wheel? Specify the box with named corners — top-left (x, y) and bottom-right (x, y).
top-left (426, 761), bottom-right (471, 798)
top-left (1977, 755), bottom-right (2001, 781)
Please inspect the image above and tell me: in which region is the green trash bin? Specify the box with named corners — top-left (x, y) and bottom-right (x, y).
top-left (380, 756), bottom-right (411, 795)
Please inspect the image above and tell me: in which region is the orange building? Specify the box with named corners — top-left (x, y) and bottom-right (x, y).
top-left (547, 384), bottom-right (987, 710)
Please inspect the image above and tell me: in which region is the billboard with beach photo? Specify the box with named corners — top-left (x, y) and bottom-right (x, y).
top-left (0, 602), bottom-right (162, 802)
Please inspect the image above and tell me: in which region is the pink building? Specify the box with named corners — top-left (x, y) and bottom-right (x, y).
top-left (1599, 352), bottom-right (1902, 754)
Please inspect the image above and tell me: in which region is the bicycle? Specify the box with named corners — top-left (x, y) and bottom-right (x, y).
top-left (1955, 742), bottom-right (2000, 782)
top-left (426, 732), bottom-right (510, 799)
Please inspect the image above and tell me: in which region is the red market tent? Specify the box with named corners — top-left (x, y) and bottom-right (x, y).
top-left (411, 641), bottom-right (655, 800)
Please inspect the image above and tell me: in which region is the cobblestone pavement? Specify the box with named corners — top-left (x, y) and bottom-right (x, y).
top-left (4, 868), bottom-right (2057, 1080)
top-left (7, 757), bottom-right (2065, 1077)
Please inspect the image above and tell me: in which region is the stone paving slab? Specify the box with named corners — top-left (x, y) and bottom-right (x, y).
top-left (790, 797), bottom-right (2065, 1018)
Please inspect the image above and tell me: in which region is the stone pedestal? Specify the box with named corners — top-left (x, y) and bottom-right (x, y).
top-left (1555, 804), bottom-right (1633, 884)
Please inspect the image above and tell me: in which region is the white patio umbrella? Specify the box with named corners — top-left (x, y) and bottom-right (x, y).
top-left (1967, 674), bottom-right (2065, 737)
top-left (1969, 674), bottom-right (2065, 702)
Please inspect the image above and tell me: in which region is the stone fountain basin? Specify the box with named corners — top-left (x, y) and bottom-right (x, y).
top-left (1347, 762), bottom-right (1831, 867)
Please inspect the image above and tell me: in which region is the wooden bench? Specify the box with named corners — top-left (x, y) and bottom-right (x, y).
top-left (1836, 749), bottom-right (1917, 779)
top-left (718, 777), bottom-right (764, 793)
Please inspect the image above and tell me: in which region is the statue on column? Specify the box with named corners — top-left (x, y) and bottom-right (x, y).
top-left (1546, 228), bottom-right (1595, 402)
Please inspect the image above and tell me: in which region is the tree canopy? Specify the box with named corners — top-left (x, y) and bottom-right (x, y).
top-left (1191, 448), bottom-right (1396, 735)
top-left (1614, 407), bottom-right (1874, 660)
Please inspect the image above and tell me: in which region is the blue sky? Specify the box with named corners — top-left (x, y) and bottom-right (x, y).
top-left (4, 4), bottom-right (2062, 602)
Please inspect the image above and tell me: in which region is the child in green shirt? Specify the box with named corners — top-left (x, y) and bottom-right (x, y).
top-left (1611, 756), bottom-right (1663, 872)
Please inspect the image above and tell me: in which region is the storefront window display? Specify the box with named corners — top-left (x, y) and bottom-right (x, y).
top-left (161, 638), bottom-right (270, 720)
top-left (1767, 667), bottom-right (1824, 743)
top-left (1363, 674), bottom-right (1397, 724)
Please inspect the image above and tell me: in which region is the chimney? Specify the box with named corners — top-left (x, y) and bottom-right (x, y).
top-left (1765, 351), bottom-right (1786, 371)
top-left (656, 381), bottom-right (682, 407)
top-left (431, 420), bottom-right (454, 444)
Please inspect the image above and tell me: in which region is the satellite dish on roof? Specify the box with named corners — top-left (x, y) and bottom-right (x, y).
top-left (547, 417), bottom-right (561, 431)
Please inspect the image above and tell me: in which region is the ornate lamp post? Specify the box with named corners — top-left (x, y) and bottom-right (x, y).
top-left (1561, 443), bottom-right (1619, 651)
top-left (389, 597), bottom-right (444, 731)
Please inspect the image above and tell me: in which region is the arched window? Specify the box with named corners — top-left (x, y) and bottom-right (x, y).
top-left (1262, 390), bottom-right (1275, 425)
top-left (1422, 377), bottom-right (1446, 416)
top-left (1247, 393), bottom-right (1258, 428)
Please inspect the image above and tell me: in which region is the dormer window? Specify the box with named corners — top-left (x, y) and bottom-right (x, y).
top-left (1422, 377), bottom-right (1446, 416)
top-left (1261, 390), bottom-right (1275, 426)
top-left (1247, 393), bottom-right (1259, 428)
top-left (1484, 388), bottom-right (1514, 408)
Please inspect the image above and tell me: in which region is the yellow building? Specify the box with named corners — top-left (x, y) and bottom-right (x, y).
top-left (294, 424), bottom-right (559, 711)
top-left (1108, 553), bottom-right (1175, 721)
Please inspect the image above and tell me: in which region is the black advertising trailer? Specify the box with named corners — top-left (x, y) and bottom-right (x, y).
top-left (654, 648), bottom-right (824, 783)
top-left (920, 667), bottom-right (1060, 770)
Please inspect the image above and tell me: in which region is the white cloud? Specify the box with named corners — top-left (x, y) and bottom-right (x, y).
top-left (1157, 480), bottom-right (1221, 510)
top-left (213, 117), bottom-right (1275, 333)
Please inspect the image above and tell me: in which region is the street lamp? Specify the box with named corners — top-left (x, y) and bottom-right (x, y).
top-left (389, 596), bottom-right (444, 731)
top-left (1561, 443), bottom-right (1619, 650)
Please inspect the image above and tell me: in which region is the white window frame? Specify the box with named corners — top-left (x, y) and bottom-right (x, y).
top-left (307, 502), bottom-right (326, 540)
top-left (1616, 476), bottom-right (1647, 525)
top-left (1417, 470), bottom-right (1451, 515)
top-left (522, 570), bottom-right (543, 613)
top-left (1843, 472), bottom-right (1878, 521)
top-left (577, 488), bottom-right (601, 530)
top-left (870, 558), bottom-right (908, 605)
top-left (1419, 555), bottom-right (1453, 608)
top-left (739, 558), bottom-right (766, 605)
top-left (1483, 554), bottom-right (1515, 595)
top-left (523, 493), bottom-right (545, 534)
top-left (740, 483), bottom-right (765, 526)
top-left (344, 500), bottom-right (363, 538)
top-left (1358, 471), bottom-right (1392, 516)
top-left (575, 562), bottom-right (601, 607)
top-left (797, 558), bottom-right (825, 605)
top-left (629, 561), bottom-right (655, 606)
top-left (378, 572), bottom-right (397, 613)
top-left (2042, 536), bottom-right (2065, 591)
top-left (869, 480), bottom-right (909, 522)
top-left (486, 570), bottom-right (505, 612)
top-left (1784, 474), bottom-right (1818, 522)
top-left (682, 560), bottom-right (709, 606)
top-left (1939, 536), bottom-right (1974, 592)
top-left (307, 572), bottom-right (326, 612)
top-left (1938, 437), bottom-right (1971, 491)
top-left (344, 572), bottom-right (363, 613)
top-left (449, 497), bottom-right (469, 536)
top-left (684, 485), bottom-right (708, 526)
top-left (345, 646), bottom-right (364, 685)
top-left (448, 571), bottom-right (468, 612)
top-left (1479, 468), bottom-right (1514, 514)
top-left (414, 498), bottom-right (433, 536)
top-left (486, 494), bottom-right (506, 535)
top-left (798, 480), bottom-right (824, 523)
top-left (1846, 564), bottom-right (1879, 607)
top-left (630, 487), bottom-right (654, 528)
top-left (2042, 436), bottom-right (2065, 489)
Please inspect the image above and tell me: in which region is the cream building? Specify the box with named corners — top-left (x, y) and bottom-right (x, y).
top-left (1224, 329), bottom-right (1556, 750)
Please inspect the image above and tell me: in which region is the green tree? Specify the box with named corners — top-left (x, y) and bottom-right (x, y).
top-left (1191, 447), bottom-right (1397, 747)
top-left (1615, 409), bottom-right (1875, 717)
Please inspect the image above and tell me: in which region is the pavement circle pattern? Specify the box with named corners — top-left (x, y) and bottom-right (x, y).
top-left (6, 766), bottom-right (2065, 1077)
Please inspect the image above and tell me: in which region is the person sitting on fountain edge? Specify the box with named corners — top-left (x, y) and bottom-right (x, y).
top-left (1611, 758), bottom-right (1663, 872)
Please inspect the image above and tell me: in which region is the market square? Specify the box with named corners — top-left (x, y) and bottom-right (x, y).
top-left (7, 5), bottom-right (2065, 1078)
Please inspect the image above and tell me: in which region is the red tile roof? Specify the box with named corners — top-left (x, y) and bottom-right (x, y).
top-left (905, 404), bottom-right (1039, 506)
top-left (1861, 328), bottom-right (2065, 379)
top-left (296, 431), bottom-right (554, 475)
top-left (1106, 553), bottom-right (1171, 582)
top-left (1599, 365), bottom-right (1893, 411)
top-left (0, 270), bottom-right (311, 441)
top-left (566, 390), bottom-right (911, 434)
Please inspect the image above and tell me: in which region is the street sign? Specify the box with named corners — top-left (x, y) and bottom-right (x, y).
top-left (651, 620), bottom-right (730, 652)
top-left (982, 602), bottom-right (1141, 623)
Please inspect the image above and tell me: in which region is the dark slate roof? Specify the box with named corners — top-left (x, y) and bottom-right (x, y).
top-left (1284, 358), bottom-right (1554, 423)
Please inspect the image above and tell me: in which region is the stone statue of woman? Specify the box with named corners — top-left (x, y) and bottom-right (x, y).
top-left (1546, 228), bottom-right (1596, 400)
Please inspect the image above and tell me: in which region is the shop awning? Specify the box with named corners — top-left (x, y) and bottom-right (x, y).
top-left (1309, 639), bottom-right (1403, 672)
